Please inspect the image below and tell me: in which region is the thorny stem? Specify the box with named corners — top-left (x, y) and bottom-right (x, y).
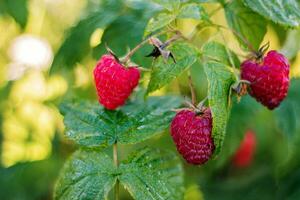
top-left (113, 143), bottom-right (119, 200)
top-left (122, 29), bottom-right (183, 64)
top-left (122, 38), bottom-right (151, 64)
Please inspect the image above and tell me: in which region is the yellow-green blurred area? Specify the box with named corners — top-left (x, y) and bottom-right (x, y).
top-left (0, 0), bottom-right (300, 200)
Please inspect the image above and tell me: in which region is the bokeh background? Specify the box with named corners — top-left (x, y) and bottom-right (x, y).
top-left (0, 0), bottom-right (300, 199)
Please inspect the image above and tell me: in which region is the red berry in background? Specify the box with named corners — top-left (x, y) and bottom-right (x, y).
top-left (93, 54), bottom-right (140, 110)
top-left (170, 108), bottom-right (215, 165)
top-left (241, 50), bottom-right (289, 110)
top-left (232, 130), bottom-right (256, 168)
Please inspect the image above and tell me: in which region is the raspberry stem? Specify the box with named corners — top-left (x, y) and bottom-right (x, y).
top-left (121, 29), bottom-right (183, 64)
top-left (113, 143), bottom-right (119, 200)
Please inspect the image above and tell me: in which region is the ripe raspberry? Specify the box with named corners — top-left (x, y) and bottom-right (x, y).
top-left (232, 130), bottom-right (256, 168)
top-left (170, 108), bottom-right (214, 165)
top-left (241, 50), bottom-right (289, 109)
top-left (93, 54), bottom-right (140, 110)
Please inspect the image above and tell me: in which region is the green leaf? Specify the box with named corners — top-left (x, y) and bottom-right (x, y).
top-left (188, 0), bottom-right (223, 3)
top-left (144, 12), bottom-right (176, 36)
top-left (202, 41), bottom-right (237, 156)
top-left (280, 29), bottom-right (300, 59)
top-left (151, 0), bottom-right (181, 11)
top-left (1, 0), bottom-right (28, 28)
top-left (54, 150), bottom-right (117, 200)
top-left (202, 41), bottom-right (240, 68)
top-left (244, 0), bottom-right (300, 27)
top-left (275, 79), bottom-right (300, 140)
top-left (119, 147), bottom-right (184, 200)
top-left (60, 96), bottom-right (182, 148)
top-left (51, 3), bottom-right (122, 72)
top-left (177, 3), bottom-right (208, 20)
top-left (204, 62), bottom-right (236, 156)
top-left (147, 42), bottom-right (200, 94)
top-left (93, 6), bottom-right (156, 66)
top-left (225, 0), bottom-right (267, 50)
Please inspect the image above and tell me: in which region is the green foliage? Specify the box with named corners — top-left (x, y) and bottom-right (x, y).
top-left (0, 157), bottom-right (62, 200)
top-left (188, 0), bottom-right (223, 3)
top-left (147, 42), bottom-right (200, 94)
top-left (51, 4), bottom-right (122, 72)
top-left (119, 147), bottom-right (184, 200)
top-left (201, 41), bottom-right (240, 68)
top-left (60, 96), bottom-right (182, 148)
top-left (202, 41), bottom-right (237, 156)
top-left (244, 0), bottom-right (300, 27)
top-left (275, 79), bottom-right (300, 140)
top-left (93, 2), bottom-right (157, 65)
top-left (54, 150), bottom-right (117, 200)
top-left (280, 29), bottom-right (300, 59)
top-left (142, 12), bottom-right (176, 39)
top-left (177, 3), bottom-right (208, 20)
top-left (151, 0), bottom-right (181, 12)
top-left (55, 148), bottom-right (184, 200)
top-left (0, 0), bottom-right (28, 28)
top-left (145, 2), bottom-right (208, 35)
top-left (225, 0), bottom-right (267, 50)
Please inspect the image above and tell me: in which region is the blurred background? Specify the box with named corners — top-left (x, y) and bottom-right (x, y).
top-left (0, 0), bottom-right (300, 199)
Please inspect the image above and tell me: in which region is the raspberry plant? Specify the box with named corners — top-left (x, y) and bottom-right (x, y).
top-left (52, 0), bottom-right (300, 199)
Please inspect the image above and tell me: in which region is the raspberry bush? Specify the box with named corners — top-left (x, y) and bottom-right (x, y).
top-left (51, 0), bottom-right (300, 199)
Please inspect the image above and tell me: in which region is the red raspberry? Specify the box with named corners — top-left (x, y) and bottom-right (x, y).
top-left (232, 130), bottom-right (256, 168)
top-left (241, 50), bottom-right (289, 110)
top-left (93, 54), bottom-right (140, 110)
top-left (170, 108), bottom-right (214, 165)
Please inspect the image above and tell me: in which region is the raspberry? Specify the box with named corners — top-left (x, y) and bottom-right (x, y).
top-left (232, 130), bottom-right (256, 168)
top-left (93, 54), bottom-right (140, 110)
top-left (170, 108), bottom-right (214, 165)
top-left (241, 50), bottom-right (289, 109)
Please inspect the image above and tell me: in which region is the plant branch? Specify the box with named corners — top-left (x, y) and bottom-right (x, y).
top-left (113, 143), bottom-right (119, 200)
top-left (122, 29), bottom-right (183, 64)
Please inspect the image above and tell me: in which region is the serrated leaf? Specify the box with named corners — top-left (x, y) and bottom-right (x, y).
top-left (60, 96), bottom-right (182, 148)
top-left (275, 79), bottom-right (300, 140)
top-left (202, 41), bottom-right (238, 157)
top-left (202, 41), bottom-right (240, 68)
top-left (144, 12), bottom-right (176, 36)
top-left (151, 0), bottom-right (181, 11)
top-left (244, 0), bottom-right (300, 28)
top-left (147, 42), bottom-right (200, 94)
top-left (203, 61), bottom-right (236, 156)
top-left (119, 147), bottom-right (184, 200)
top-left (54, 150), bottom-right (117, 200)
top-left (51, 3), bottom-right (122, 72)
top-left (225, 0), bottom-right (267, 50)
top-left (1, 0), bottom-right (28, 28)
top-left (177, 3), bottom-right (208, 20)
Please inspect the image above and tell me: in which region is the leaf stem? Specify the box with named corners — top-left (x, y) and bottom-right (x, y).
top-left (113, 143), bottom-right (119, 200)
